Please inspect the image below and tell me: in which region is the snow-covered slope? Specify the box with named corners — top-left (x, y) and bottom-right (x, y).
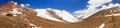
top-left (34, 8), bottom-right (80, 23)
top-left (34, 9), bottom-right (64, 22)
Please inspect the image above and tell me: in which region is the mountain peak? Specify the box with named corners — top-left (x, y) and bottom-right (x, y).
top-left (0, 1), bottom-right (19, 11)
top-left (1, 1), bottom-right (17, 7)
top-left (6, 1), bottom-right (16, 5)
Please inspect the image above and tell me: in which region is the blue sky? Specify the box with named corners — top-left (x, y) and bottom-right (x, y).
top-left (0, 0), bottom-right (87, 13)
top-left (28, 0), bottom-right (88, 12)
top-left (0, 0), bottom-right (120, 13)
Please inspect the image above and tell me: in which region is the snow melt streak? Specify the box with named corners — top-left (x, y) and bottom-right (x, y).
top-left (99, 23), bottom-right (105, 28)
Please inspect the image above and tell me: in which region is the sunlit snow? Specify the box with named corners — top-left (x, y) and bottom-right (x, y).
top-left (105, 13), bottom-right (120, 17)
top-left (34, 9), bottom-right (64, 22)
top-left (99, 23), bottom-right (105, 28)
top-left (34, 8), bottom-right (80, 23)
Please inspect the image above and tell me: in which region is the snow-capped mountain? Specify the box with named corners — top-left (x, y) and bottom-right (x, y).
top-left (34, 8), bottom-right (80, 23)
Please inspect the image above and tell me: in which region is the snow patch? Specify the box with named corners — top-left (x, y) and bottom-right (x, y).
top-left (105, 13), bottom-right (120, 17)
top-left (29, 23), bottom-right (42, 28)
top-left (99, 23), bottom-right (105, 28)
top-left (9, 8), bottom-right (22, 16)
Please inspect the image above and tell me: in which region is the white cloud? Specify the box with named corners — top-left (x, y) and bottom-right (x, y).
top-left (26, 4), bottom-right (30, 6)
top-left (20, 4), bottom-right (30, 7)
top-left (73, 0), bottom-right (120, 19)
top-left (100, 3), bottom-right (120, 9)
top-left (11, 1), bottom-right (30, 7)
top-left (88, 0), bottom-right (112, 8)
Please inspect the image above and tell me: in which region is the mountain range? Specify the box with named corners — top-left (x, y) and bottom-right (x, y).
top-left (0, 1), bottom-right (120, 28)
